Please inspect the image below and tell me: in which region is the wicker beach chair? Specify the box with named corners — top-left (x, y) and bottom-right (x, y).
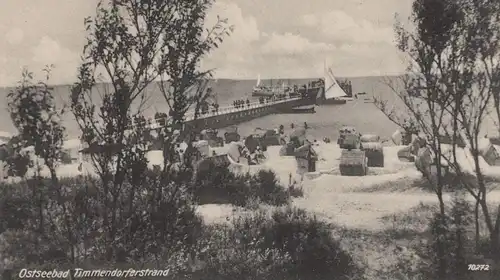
top-left (339, 149), bottom-right (367, 176)
top-left (361, 142), bottom-right (384, 167)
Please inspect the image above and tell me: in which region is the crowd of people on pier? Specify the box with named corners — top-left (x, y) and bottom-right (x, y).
top-left (198, 82), bottom-right (317, 116)
top-left (233, 99), bottom-right (250, 109)
top-left (197, 92), bottom-right (295, 116)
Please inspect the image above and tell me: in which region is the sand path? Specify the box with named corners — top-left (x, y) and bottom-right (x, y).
top-left (294, 177), bottom-right (500, 231)
top-left (199, 172), bottom-right (500, 231)
top-left (198, 144), bottom-right (500, 231)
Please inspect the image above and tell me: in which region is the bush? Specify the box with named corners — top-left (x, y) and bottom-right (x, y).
top-left (0, 182), bottom-right (33, 234)
top-left (421, 199), bottom-right (475, 280)
top-left (189, 207), bottom-right (358, 280)
top-left (252, 170), bottom-right (289, 206)
top-left (381, 198), bottom-right (478, 280)
top-left (185, 223), bottom-right (293, 280)
top-left (194, 165), bottom-right (294, 207)
top-left (0, 173), bottom-right (203, 274)
top-left (288, 184), bottom-right (304, 198)
top-left (194, 163), bottom-right (252, 206)
top-left (264, 207), bottom-right (356, 278)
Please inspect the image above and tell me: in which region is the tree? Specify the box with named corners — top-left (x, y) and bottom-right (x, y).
top-left (7, 67), bottom-right (66, 182)
top-left (468, 0), bottom-right (500, 257)
top-left (374, 0), bottom-right (500, 275)
top-left (5, 66), bottom-right (74, 263)
top-left (70, 0), bottom-right (231, 262)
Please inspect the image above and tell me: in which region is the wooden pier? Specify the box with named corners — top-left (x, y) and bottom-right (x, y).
top-left (138, 96), bottom-right (315, 132)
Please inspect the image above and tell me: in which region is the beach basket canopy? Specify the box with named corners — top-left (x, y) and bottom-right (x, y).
top-left (226, 126), bottom-right (238, 133)
top-left (362, 142), bottom-right (382, 151)
top-left (244, 135), bottom-right (259, 153)
top-left (339, 126), bottom-right (356, 134)
top-left (360, 134), bottom-right (380, 143)
top-left (264, 129), bottom-right (278, 137)
top-left (294, 143), bottom-right (317, 158)
top-left (391, 130), bottom-right (402, 145)
top-left (227, 142), bottom-right (244, 161)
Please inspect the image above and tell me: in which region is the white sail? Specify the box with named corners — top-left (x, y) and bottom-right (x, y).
top-left (256, 74), bottom-right (261, 87)
top-left (324, 65), bottom-right (348, 99)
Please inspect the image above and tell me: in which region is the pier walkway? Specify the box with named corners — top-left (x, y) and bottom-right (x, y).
top-left (133, 96), bottom-right (311, 132)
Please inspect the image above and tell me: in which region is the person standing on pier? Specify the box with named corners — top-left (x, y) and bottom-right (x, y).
top-left (246, 99), bottom-right (250, 107)
top-left (201, 101), bottom-right (209, 115)
top-left (301, 85), bottom-right (307, 98)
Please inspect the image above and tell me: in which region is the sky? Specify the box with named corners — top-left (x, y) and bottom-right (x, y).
top-left (0, 0), bottom-right (412, 86)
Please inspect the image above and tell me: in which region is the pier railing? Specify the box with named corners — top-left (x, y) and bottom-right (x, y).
top-left (130, 97), bottom-right (302, 130)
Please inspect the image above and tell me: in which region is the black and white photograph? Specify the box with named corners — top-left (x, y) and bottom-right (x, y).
top-left (0, 0), bottom-right (499, 279)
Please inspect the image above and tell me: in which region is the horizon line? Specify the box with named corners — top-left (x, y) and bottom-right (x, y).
top-left (0, 74), bottom-right (403, 89)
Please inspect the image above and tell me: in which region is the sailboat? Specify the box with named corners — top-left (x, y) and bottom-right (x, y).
top-left (317, 63), bottom-right (350, 105)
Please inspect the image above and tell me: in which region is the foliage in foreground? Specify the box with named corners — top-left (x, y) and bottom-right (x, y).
top-left (0, 178), bottom-right (354, 280)
top-left (381, 198), bottom-right (499, 280)
top-left (0, 173), bottom-right (203, 271)
top-left (189, 207), bottom-right (359, 280)
top-left (194, 164), bottom-right (302, 207)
